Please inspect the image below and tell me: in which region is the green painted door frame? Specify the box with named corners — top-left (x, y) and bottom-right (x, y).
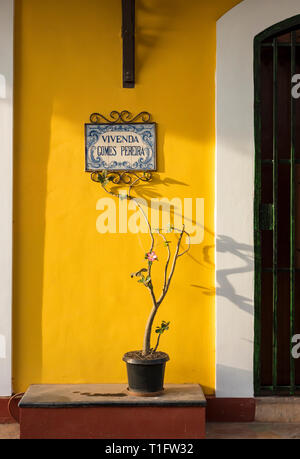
top-left (254, 14), bottom-right (300, 396)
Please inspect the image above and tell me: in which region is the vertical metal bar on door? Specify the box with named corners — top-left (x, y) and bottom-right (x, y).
top-left (290, 31), bottom-right (296, 395)
top-left (272, 37), bottom-right (278, 391)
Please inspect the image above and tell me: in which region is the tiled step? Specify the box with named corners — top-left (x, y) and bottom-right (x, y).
top-left (256, 397), bottom-right (300, 423)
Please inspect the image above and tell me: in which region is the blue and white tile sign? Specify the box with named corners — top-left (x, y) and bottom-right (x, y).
top-left (85, 123), bottom-right (156, 171)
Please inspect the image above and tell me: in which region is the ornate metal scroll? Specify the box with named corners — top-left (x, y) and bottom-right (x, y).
top-left (89, 111), bottom-right (152, 124)
top-left (91, 170), bottom-right (152, 186)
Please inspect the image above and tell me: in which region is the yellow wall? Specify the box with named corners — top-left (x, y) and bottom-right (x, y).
top-left (13, 0), bottom-right (242, 394)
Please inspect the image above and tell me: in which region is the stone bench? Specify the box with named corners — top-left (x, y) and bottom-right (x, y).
top-left (19, 384), bottom-right (206, 439)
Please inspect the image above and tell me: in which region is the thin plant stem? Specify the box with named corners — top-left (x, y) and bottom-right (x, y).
top-left (97, 176), bottom-right (190, 355)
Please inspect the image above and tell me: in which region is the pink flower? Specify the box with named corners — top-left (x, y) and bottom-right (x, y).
top-left (146, 251), bottom-right (158, 262)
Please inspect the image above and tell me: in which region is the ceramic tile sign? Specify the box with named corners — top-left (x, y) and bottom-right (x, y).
top-left (85, 123), bottom-right (156, 171)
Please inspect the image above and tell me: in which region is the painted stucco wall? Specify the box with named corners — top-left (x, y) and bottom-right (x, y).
top-left (12, 0), bottom-right (241, 394)
top-left (0, 0), bottom-right (13, 397)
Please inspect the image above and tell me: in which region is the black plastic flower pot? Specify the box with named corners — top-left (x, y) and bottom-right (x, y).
top-left (123, 352), bottom-right (170, 396)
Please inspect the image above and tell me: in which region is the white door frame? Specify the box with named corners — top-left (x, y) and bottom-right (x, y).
top-left (216, 0), bottom-right (300, 398)
top-left (0, 0), bottom-right (14, 396)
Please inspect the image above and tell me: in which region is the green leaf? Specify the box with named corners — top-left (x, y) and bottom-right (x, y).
top-left (131, 268), bottom-right (147, 278)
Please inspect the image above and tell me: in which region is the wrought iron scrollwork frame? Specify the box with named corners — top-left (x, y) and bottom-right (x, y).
top-left (89, 111), bottom-right (152, 125)
top-left (88, 111), bottom-right (154, 186)
top-left (91, 170), bottom-right (152, 186)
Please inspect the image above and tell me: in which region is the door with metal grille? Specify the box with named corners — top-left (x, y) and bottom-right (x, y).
top-left (254, 16), bottom-right (300, 396)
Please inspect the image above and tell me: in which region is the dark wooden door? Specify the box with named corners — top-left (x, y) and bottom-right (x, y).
top-left (254, 17), bottom-right (300, 396)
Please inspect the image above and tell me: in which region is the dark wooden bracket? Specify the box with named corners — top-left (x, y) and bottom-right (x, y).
top-left (122, 0), bottom-right (135, 88)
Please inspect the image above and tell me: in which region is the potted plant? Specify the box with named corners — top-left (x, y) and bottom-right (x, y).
top-left (93, 171), bottom-right (190, 396)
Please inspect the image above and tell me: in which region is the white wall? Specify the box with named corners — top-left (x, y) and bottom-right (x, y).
top-left (0, 0), bottom-right (14, 396)
top-left (216, 0), bottom-right (300, 397)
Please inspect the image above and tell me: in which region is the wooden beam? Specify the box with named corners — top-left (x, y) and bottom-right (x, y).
top-left (122, 0), bottom-right (135, 88)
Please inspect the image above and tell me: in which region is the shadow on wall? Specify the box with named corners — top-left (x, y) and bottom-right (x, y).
top-left (192, 235), bottom-right (254, 316)
top-left (135, 0), bottom-right (183, 84)
top-left (13, 0), bottom-right (54, 389)
top-left (109, 172), bottom-right (221, 278)
top-left (110, 174), bottom-right (189, 200)
top-left (110, 173), bottom-right (206, 260)
top-left (216, 364), bottom-right (253, 398)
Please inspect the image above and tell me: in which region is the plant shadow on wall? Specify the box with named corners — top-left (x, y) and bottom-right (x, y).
top-left (109, 173), bottom-right (206, 261)
top-left (192, 236), bottom-right (254, 316)
top-left (110, 174), bottom-right (189, 199)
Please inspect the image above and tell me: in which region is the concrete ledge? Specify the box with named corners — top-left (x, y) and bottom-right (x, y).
top-left (256, 397), bottom-right (300, 423)
top-left (19, 384), bottom-right (206, 439)
top-left (19, 384), bottom-right (207, 408)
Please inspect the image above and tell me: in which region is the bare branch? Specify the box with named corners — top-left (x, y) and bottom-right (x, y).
top-left (147, 283), bottom-right (157, 306)
top-left (128, 176), bottom-right (142, 198)
top-left (133, 198), bottom-right (154, 253)
top-left (157, 226), bottom-right (186, 306)
top-left (177, 230), bottom-right (191, 257)
top-left (102, 182), bottom-right (154, 253)
top-left (158, 233), bottom-right (171, 296)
